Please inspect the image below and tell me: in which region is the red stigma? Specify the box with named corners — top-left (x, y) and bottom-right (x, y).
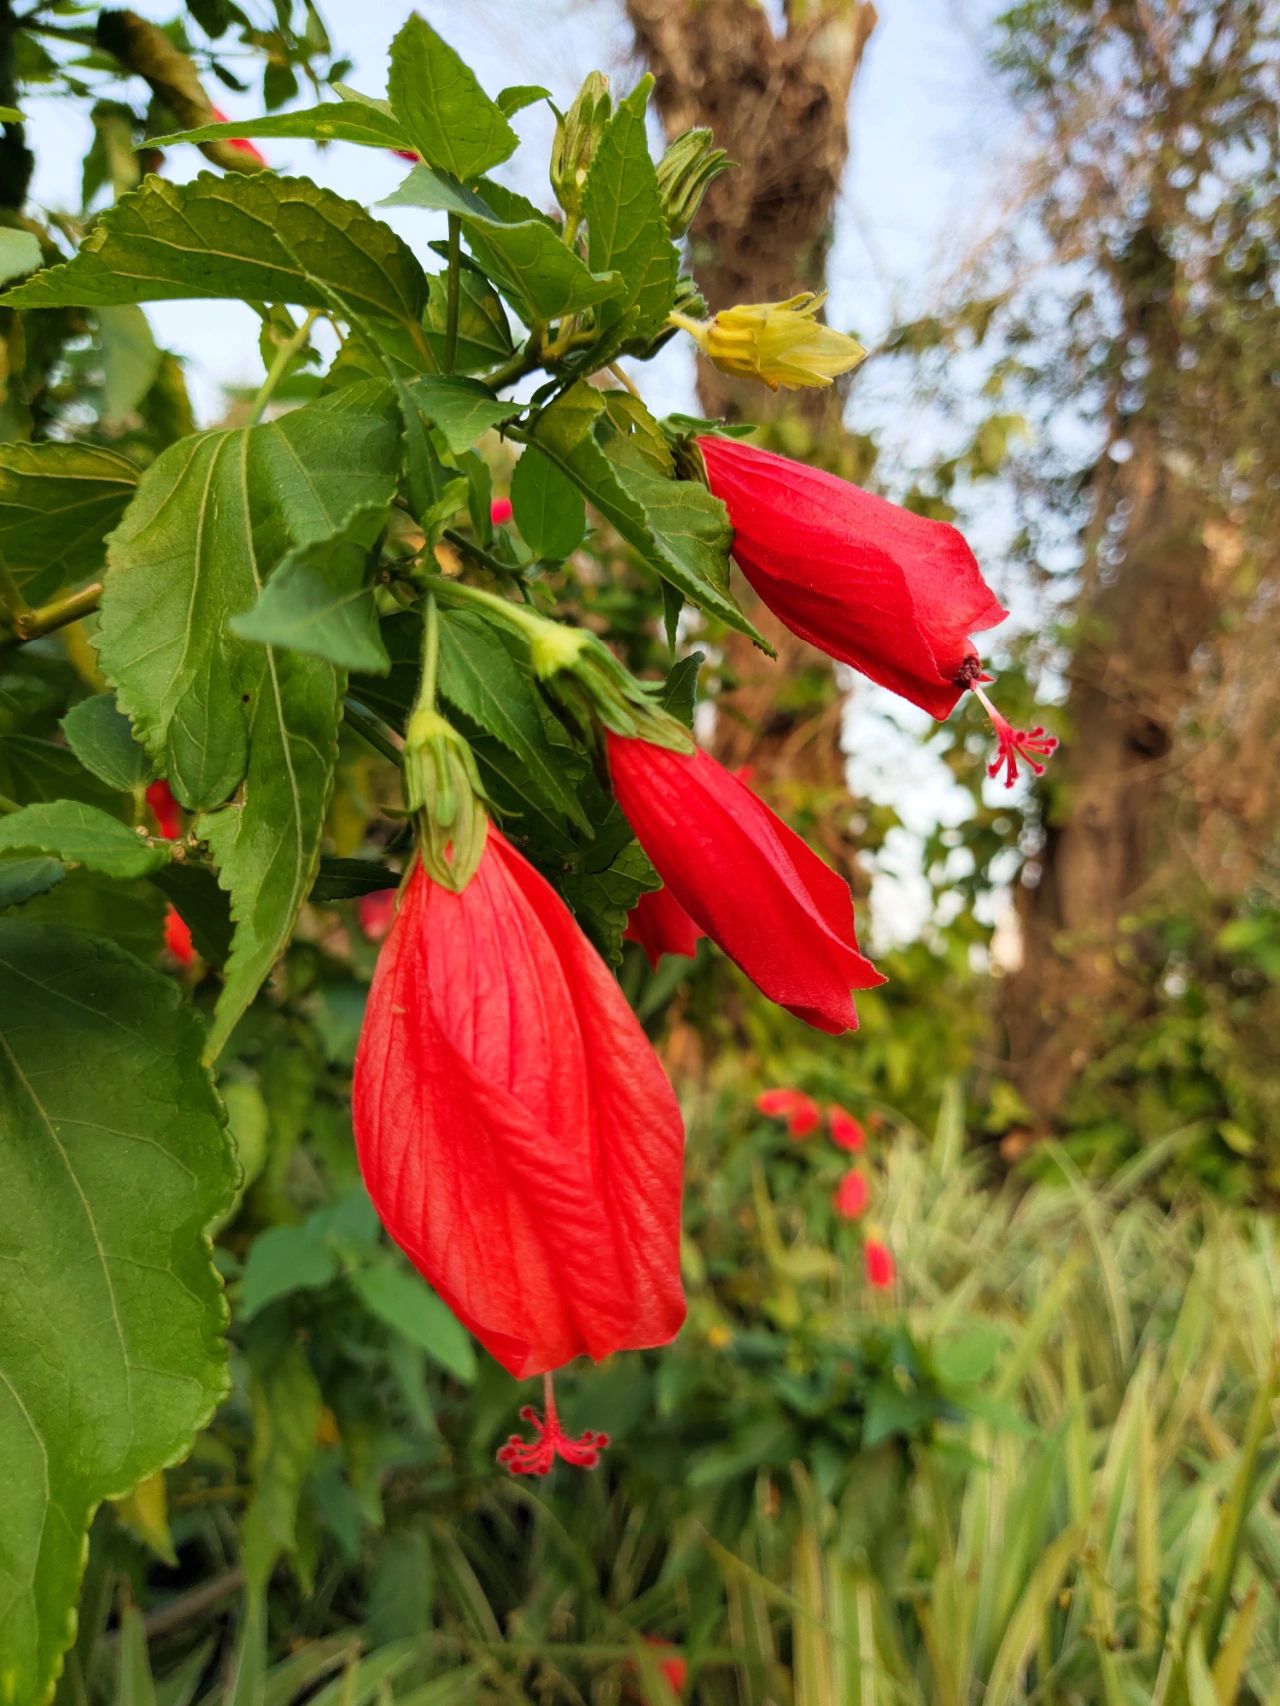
top-left (496, 1374), bottom-right (610, 1477)
top-left (972, 684), bottom-right (1058, 789)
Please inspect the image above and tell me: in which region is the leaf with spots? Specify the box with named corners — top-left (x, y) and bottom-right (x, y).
top-left (0, 920), bottom-right (235, 1706)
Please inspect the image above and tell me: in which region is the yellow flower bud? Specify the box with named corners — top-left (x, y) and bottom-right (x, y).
top-left (671, 292), bottom-right (865, 392)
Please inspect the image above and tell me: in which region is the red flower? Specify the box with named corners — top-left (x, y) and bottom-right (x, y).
top-left (353, 825), bottom-right (686, 1385)
top-left (357, 888), bottom-right (397, 942)
top-left (606, 733), bottom-right (883, 1034)
top-left (864, 1237), bottom-right (895, 1289)
top-left (490, 496), bottom-right (514, 526)
top-left (146, 778), bottom-right (182, 841)
top-left (623, 1639), bottom-right (688, 1701)
top-left (827, 1103), bottom-right (865, 1151)
top-left (210, 107), bottom-right (267, 168)
top-left (834, 1169), bottom-right (869, 1220)
top-left (755, 1088), bottom-right (821, 1138)
top-left (699, 436), bottom-right (1057, 783)
top-left (624, 886), bottom-right (704, 968)
top-left (163, 905), bottom-right (195, 966)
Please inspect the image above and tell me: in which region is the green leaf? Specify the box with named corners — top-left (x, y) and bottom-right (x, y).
top-left (99, 383), bottom-right (400, 809)
top-left (3, 174), bottom-right (428, 337)
top-left (240, 1224), bottom-right (338, 1319)
top-left (0, 800), bottom-right (170, 878)
top-left (310, 856), bottom-right (399, 903)
top-left (532, 383), bottom-right (764, 643)
top-left (61, 692), bottom-right (156, 792)
top-left (0, 733), bottom-right (128, 816)
top-left (150, 862), bottom-right (234, 967)
top-left (232, 505), bottom-right (390, 674)
top-left (422, 258), bottom-right (512, 373)
top-left (387, 13), bottom-right (517, 182)
top-left (510, 445), bottom-right (586, 559)
top-left (497, 84), bottom-right (551, 117)
top-left (350, 1265), bottom-right (476, 1383)
top-left (437, 611), bottom-right (591, 830)
top-left (583, 77), bottom-right (679, 351)
top-left (97, 305), bottom-right (163, 427)
top-left (148, 99), bottom-right (411, 152)
top-left (241, 1339), bottom-right (322, 1592)
top-left (0, 226), bottom-right (41, 286)
top-left (383, 167), bottom-right (621, 323)
top-left (406, 375), bottom-right (511, 455)
top-left (0, 921), bottom-right (235, 1705)
top-left (556, 813), bottom-right (659, 965)
top-left (0, 440), bottom-right (138, 604)
top-left (0, 854), bottom-right (65, 910)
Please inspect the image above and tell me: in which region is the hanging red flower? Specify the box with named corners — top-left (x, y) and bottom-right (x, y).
top-left (698, 435), bottom-right (1057, 784)
top-left (755, 1088), bottom-right (821, 1138)
top-left (606, 733), bottom-right (883, 1034)
top-left (353, 824), bottom-right (687, 1389)
top-left (624, 886), bottom-right (705, 968)
top-left (827, 1104), bottom-right (866, 1151)
top-left (834, 1169), bottom-right (869, 1220)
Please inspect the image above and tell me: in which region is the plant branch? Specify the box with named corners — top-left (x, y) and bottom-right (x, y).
top-left (1, 579), bottom-right (102, 649)
top-left (443, 213), bottom-right (461, 373)
top-left (246, 309), bottom-right (320, 426)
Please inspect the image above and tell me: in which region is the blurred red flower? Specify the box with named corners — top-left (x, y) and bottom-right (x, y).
top-left (353, 826), bottom-right (686, 1387)
top-left (146, 779), bottom-right (193, 965)
top-left (864, 1237), bottom-right (895, 1289)
top-left (607, 732), bottom-right (883, 1033)
top-left (490, 496), bottom-right (514, 526)
top-left (357, 888), bottom-right (397, 942)
top-left (210, 107), bottom-right (267, 167)
top-left (755, 1088), bottom-right (822, 1138)
top-left (834, 1169), bottom-right (869, 1220)
top-left (827, 1103), bottom-right (865, 1150)
top-left (624, 886), bottom-right (704, 968)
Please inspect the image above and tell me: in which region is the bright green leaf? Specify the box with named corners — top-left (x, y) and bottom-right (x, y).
top-left (0, 800), bottom-right (169, 878)
top-left (61, 692), bottom-right (156, 792)
top-left (0, 921), bottom-right (235, 1705)
top-left (510, 444), bottom-right (586, 559)
top-left (406, 375), bottom-right (511, 455)
top-left (0, 439), bottom-right (138, 603)
top-left (0, 226), bottom-right (41, 286)
top-left (147, 99), bottom-right (411, 152)
top-left (3, 174), bottom-right (428, 337)
top-left (387, 13), bottom-right (517, 181)
top-left (240, 1225), bottom-right (339, 1319)
top-left (350, 1265), bottom-right (476, 1383)
top-left (497, 84), bottom-right (551, 118)
top-left (583, 77), bottom-right (679, 353)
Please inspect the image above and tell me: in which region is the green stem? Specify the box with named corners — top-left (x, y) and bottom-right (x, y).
top-left (443, 213), bottom-right (461, 374)
top-left (419, 568), bottom-right (545, 642)
top-left (418, 592), bottom-right (439, 710)
top-left (442, 528), bottom-right (529, 593)
top-left (342, 696), bottom-right (404, 768)
top-left (483, 345), bottom-right (544, 392)
top-left (1, 578), bottom-right (103, 649)
top-left (246, 308), bottom-right (320, 426)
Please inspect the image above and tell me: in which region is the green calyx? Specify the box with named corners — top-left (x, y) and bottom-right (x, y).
top-left (550, 71), bottom-right (611, 223)
top-left (530, 624), bottom-right (693, 754)
top-left (655, 127), bottom-right (733, 238)
top-left (403, 706), bottom-right (489, 892)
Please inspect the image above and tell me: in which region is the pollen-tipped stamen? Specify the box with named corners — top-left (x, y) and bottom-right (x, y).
top-left (971, 683), bottom-right (1058, 788)
top-left (495, 1373), bottom-right (611, 1477)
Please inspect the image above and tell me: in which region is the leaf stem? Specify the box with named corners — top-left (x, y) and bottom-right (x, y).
top-left (483, 345), bottom-right (544, 392)
top-left (246, 308), bottom-right (320, 426)
top-left (443, 213), bottom-right (461, 374)
top-left (419, 592), bottom-right (439, 709)
top-left (442, 528), bottom-right (531, 598)
top-left (0, 578), bottom-right (103, 649)
top-left (607, 361), bottom-right (641, 398)
top-left (342, 696), bottom-right (404, 768)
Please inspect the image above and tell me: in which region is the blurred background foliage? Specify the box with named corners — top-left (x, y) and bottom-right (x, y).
top-left (1, 0), bottom-right (1274, 1701)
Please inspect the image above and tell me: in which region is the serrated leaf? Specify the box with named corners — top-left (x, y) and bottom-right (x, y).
top-left (387, 13), bottom-right (516, 182)
top-left (532, 383), bottom-right (764, 643)
top-left (497, 84), bottom-right (551, 117)
top-left (99, 383), bottom-right (400, 810)
top-left (350, 1264), bottom-right (476, 1382)
top-left (232, 504), bottom-right (390, 674)
top-left (0, 921), bottom-right (235, 1705)
top-left (437, 611), bottom-right (590, 830)
top-left (148, 99), bottom-right (411, 152)
top-left (383, 166), bottom-right (621, 323)
top-left (61, 692), bottom-right (156, 791)
top-left (0, 853), bottom-right (65, 910)
top-left (0, 440), bottom-right (138, 604)
top-left (0, 800), bottom-right (170, 878)
top-left (556, 809), bottom-right (659, 966)
top-left (406, 375), bottom-right (511, 455)
top-left (583, 77), bottom-right (679, 352)
top-left (510, 445), bottom-right (585, 559)
top-left (3, 174), bottom-right (428, 337)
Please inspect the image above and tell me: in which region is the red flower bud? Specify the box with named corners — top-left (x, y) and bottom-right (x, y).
top-left (834, 1169), bottom-right (869, 1219)
top-left (624, 886), bottom-right (704, 968)
top-left (864, 1237), bottom-right (895, 1289)
top-left (353, 825), bottom-right (686, 1380)
top-left (490, 497), bottom-right (514, 526)
top-left (163, 905), bottom-right (194, 966)
top-left (698, 435), bottom-right (1007, 720)
top-left (606, 732), bottom-right (883, 1034)
top-left (827, 1103), bottom-right (865, 1151)
top-left (755, 1088), bottom-right (821, 1138)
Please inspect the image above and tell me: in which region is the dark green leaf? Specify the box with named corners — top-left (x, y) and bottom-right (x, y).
top-left (60, 692), bottom-right (156, 792)
top-left (0, 921), bottom-right (235, 1703)
top-left (422, 259), bottom-right (513, 373)
top-left (0, 440), bottom-right (138, 603)
top-left (583, 77), bottom-right (679, 352)
top-left (150, 861), bottom-right (234, 966)
top-left (406, 374), bottom-right (511, 455)
top-left (662, 650), bottom-right (704, 725)
top-left (383, 167), bottom-right (621, 323)
top-left (0, 854), bottom-right (65, 910)
top-left (554, 812), bottom-right (659, 966)
top-left (241, 1340), bottom-right (321, 1592)
top-left (147, 99), bottom-right (410, 152)
top-left (310, 856), bottom-right (399, 903)
top-left (0, 733), bottom-right (128, 816)
top-left (386, 13), bottom-right (516, 182)
top-left (510, 445), bottom-right (586, 559)
top-left (232, 504), bottom-right (391, 674)
top-left (4, 175), bottom-right (428, 337)
top-left (0, 800), bottom-right (170, 878)
top-left (239, 1224), bottom-right (338, 1319)
top-left (350, 1264), bottom-right (476, 1382)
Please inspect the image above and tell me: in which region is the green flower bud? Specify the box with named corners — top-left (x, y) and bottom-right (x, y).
top-left (551, 71), bottom-right (611, 222)
top-left (655, 127), bottom-right (732, 237)
top-left (403, 707), bottom-right (489, 893)
top-left (529, 621), bottom-right (693, 753)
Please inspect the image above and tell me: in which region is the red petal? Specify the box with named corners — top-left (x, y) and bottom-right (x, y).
top-left (624, 886), bottom-right (705, 969)
top-left (607, 734), bottom-right (883, 1034)
top-left (353, 829), bottom-right (686, 1379)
